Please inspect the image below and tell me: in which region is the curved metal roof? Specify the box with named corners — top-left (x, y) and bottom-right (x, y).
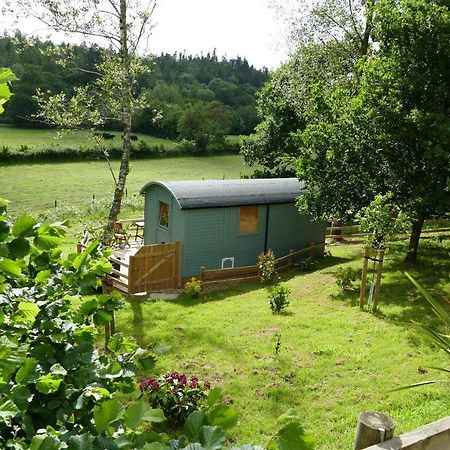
top-left (139, 178), bottom-right (306, 209)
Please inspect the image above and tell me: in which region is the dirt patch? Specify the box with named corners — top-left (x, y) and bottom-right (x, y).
top-left (252, 326), bottom-right (281, 336)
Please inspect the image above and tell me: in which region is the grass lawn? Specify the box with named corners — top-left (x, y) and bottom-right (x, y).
top-left (0, 155), bottom-right (253, 216)
top-left (0, 124), bottom-right (177, 149)
top-left (116, 241), bottom-right (450, 449)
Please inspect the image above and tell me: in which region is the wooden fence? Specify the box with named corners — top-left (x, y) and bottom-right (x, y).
top-left (355, 411), bottom-right (450, 450)
top-left (326, 220), bottom-right (450, 242)
top-left (197, 243), bottom-right (326, 287)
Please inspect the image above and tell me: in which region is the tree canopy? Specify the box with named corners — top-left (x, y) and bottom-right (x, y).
top-left (242, 0), bottom-right (450, 261)
top-left (0, 34), bottom-right (268, 137)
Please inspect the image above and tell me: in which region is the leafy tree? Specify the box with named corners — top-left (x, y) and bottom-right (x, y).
top-left (296, 0), bottom-right (450, 262)
top-left (0, 199), bottom-right (165, 448)
top-left (0, 67), bottom-right (17, 114)
top-left (8, 0), bottom-right (156, 243)
top-left (244, 0), bottom-right (449, 261)
top-left (178, 100), bottom-right (233, 152)
top-left (356, 193), bottom-right (410, 250)
top-left (241, 39), bottom-right (355, 177)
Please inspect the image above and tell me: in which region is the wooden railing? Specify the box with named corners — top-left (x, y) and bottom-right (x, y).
top-left (326, 220), bottom-right (450, 241)
top-left (198, 243), bottom-right (327, 286)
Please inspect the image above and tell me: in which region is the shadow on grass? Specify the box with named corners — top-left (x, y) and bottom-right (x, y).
top-left (331, 240), bottom-right (449, 329)
top-left (330, 288), bottom-right (360, 307)
top-left (129, 299), bottom-right (145, 345)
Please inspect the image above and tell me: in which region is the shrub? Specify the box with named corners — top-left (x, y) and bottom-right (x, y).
top-left (298, 257), bottom-right (317, 272)
top-left (0, 199), bottom-right (165, 448)
top-left (258, 250), bottom-right (278, 284)
top-left (140, 372), bottom-right (210, 425)
top-left (335, 267), bottom-right (360, 290)
top-left (268, 283), bottom-right (291, 314)
top-left (185, 277), bottom-right (202, 297)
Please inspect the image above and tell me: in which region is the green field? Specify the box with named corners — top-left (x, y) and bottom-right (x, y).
top-left (0, 155), bottom-right (254, 216)
top-left (0, 124), bottom-right (177, 149)
top-left (116, 242), bottom-right (450, 449)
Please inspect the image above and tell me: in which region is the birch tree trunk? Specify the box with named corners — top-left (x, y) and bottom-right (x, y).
top-left (104, 0), bottom-right (133, 245)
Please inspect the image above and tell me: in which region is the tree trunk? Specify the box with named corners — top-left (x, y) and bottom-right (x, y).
top-left (360, 0), bottom-right (375, 56)
top-left (104, 0), bottom-right (133, 245)
top-left (405, 217), bottom-right (424, 263)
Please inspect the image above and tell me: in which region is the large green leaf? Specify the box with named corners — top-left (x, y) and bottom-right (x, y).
top-left (72, 240), bottom-right (100, 271)
top-left (0, 220), bottom-right (10, 242)
top-left (17, 301), bottom-right (40, 325)
top-left (30, 434), bottom-right (64, 450)
top-left (124, 401), bottom-right (165, 430)
top-left (0, 258), bottom-right (22, 277)
top-left (35, 270), bottom-right (52, 284)
top-left (79, 298), bottom-right (98, 316)
top-left (34, 233), bottom-right (61, 250)
top-left (12, 215), bottom-right (36, 238)
top-left (93, 399), bottom-right (124, 436)
top-left (0, 68), bottom-right (17, 84)
top-left (0, 337), bottom-right (28, 379)
top-left (66, 433), bottom-right (96, 450)
top-left (269, 422), bottom-right (315, 450)
top-left (7, 237), bottom-right (30, 260)
top-left (185, 411), bottom-right (206, 442)
top-left (199, 426), bottom-right (226, 450)
top-left (11, 384), bottom-right (33, 411)
top-left (15, 358), bottom-right (38, 384)
top-left (206, 404), bottom-right (238, 430)
top-left (0, 399), bottom-right (20, 426)
top-left (207, 388), bottom-right (224, 407)
top-left (35, 373), bottom-right (63, 395)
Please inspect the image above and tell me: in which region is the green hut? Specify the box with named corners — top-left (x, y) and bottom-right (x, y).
top-left (139, 178), bottom-right (326, 278)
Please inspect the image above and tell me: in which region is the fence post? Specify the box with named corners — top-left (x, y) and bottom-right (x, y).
top-left (359, 247), bottom-right (370, 309)
top-left (200, 266), bottom-right (205, 282)
top-left (309, 242), bottom-right (315, 258)
top-left (354, 411), bottom-right (395, 450)
top-left (288, 249), bottom-right (294, 268)
top-left (373, 250), bottom-right (385, 312)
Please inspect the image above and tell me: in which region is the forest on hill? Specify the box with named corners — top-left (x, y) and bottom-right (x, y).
top-left (0, 33), bottom-right (269, 138)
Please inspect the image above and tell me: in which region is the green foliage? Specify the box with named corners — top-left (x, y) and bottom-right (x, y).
top-left (335, 267), bottom-right (360, 290)
top-left (177, 101), bottom-right (234, 152)
top-left (356, 193), bottom-right (411, 250)
top-left (268, 284), bottom-right (291, 314)
top-left (297, 257), bottom-right (316, 272)
top-left (0, 68), bottom-right (17, 114)
top-left (0, 35), bottom-right (267, 136)
top-left (140, 372), bottom-right (210, 426)
top-left (0, 200), bottom-right (165, 448)
top-left (184, 277), bottom-right (203, 298)
top-left (258, 250), bottom-right (278, 284)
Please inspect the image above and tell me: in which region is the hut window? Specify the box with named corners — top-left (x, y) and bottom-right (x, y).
top-left (159, 201), bottom-right (169, 228)
top-left (240, 206), bottom-right (259, 233)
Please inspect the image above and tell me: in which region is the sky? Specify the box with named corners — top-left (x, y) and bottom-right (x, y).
top-left (146, 0), bottom-right (290, 69)
top-left (1, 0), bottom-right (293, 69)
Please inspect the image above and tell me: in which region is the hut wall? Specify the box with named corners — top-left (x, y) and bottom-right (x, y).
top-left (144, 186), bottom-right (184, 245)
top-left (266, 204), bottom-right (327, 257)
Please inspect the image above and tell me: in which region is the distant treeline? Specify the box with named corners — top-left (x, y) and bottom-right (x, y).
top-left (0, 33), bottom-right (269, 139)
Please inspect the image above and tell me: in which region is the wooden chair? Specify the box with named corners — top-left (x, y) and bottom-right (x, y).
top-left (113, 222), bottom-right (131, 248)
top-left (134, 220), bottom-right (145, 243)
